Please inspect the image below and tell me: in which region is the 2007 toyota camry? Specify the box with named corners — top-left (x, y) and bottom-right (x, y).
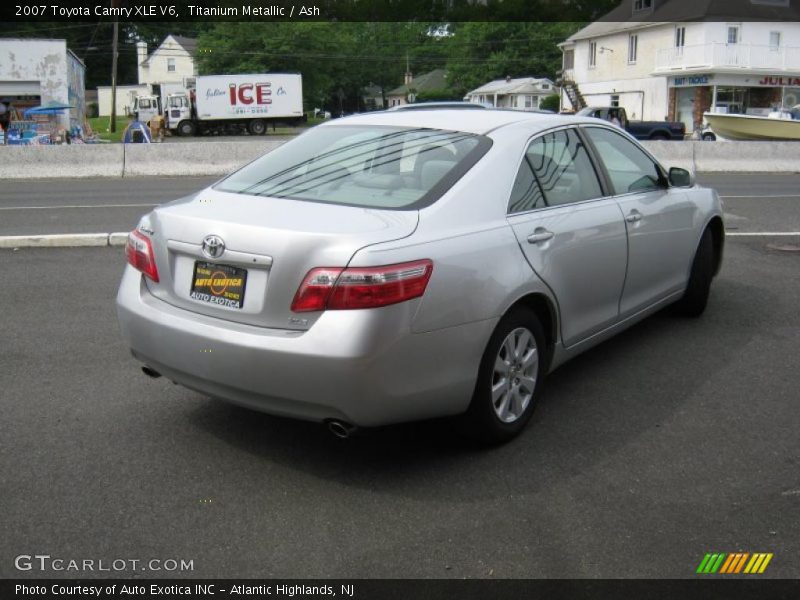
top-left (117, 109), bottom-right (724, 443)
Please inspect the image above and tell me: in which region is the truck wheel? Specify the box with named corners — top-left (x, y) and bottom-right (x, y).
top-left (702, 132), bottom-right (717, 142)
top-left (177, 120), bottom-right (196, 137)
top-left (248, 120), bottom-right (267, 135)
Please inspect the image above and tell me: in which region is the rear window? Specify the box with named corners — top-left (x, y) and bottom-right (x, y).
top-left (215, 125), bottom-right (491, 209)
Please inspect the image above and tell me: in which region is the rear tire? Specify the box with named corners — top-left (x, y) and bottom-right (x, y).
top-left (248, 119), bottom-right (266, 135)
top-left (177, 120), bottom-right (196, 137)
top-left (675, 228), bottom-right (714, 317)
top-left (702, 132), bottom-right (717, 142)
top-left (458, 307), bottom-right (547, 444)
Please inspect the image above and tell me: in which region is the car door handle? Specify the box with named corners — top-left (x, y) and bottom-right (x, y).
top-left (625, 210), bottom-right (643, 223)
top-left (527, 229), bottom-right (555, 244)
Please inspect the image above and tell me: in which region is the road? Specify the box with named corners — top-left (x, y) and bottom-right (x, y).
top-left (1, 174), bottom-right (799, 237)
top-left (0, 178), bottom-right (799, 579)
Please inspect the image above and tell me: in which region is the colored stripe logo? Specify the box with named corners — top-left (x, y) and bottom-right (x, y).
top-left (696, 553), bottom-right (773, 574)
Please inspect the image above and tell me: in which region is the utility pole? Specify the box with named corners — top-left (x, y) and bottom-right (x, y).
top-left (109, 0), bottom-right (120, 133)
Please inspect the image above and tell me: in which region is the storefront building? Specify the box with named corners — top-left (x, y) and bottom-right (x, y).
top-left (0, 38), bottom-right (86, 130)
top-left (559, 1), bottom-right (800, 134)
top-left (667, 73), bottom-right (800, 129)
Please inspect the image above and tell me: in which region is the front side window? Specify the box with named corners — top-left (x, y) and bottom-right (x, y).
top-left (507, 128), bottom-right (603, 213)
top-left (584, 127), bottom-right (664, 195)
top-left (216, 125), bottom-right (490, 210)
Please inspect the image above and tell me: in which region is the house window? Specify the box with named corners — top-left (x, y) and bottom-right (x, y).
top-left (727, 25), bottom-right (739, 45)
top-left (633, 0), bottom-right (652, 11)
top-left (525, 96), bottom-right (533, 108)
top-left (542, 83), bottom-right (550, 90)
top-left (628, 34), bottom-right (638, 64)
top-left (167, 58), bottom-right (176, 72)
top-left (589, 42), bottom-right (597, 68)
top-left (675, 26), bottom-right (686, 49)
top-left (770, 31), bottom-right (782, 50)
top-left (563, 49), bottom-right (575, 70)
top-left (611, 95), bottom-right (620, 107)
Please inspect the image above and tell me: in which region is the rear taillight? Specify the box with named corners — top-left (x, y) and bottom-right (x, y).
top-left (291, 260), bottom-right (433, 312)
top-left (125, 229), bottom-right (159, 282)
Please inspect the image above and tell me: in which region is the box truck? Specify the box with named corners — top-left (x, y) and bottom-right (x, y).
top-left (161, 73), bottom-right (304, 136)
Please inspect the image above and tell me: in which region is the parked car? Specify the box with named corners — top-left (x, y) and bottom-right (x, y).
top-left (577, 106), bottom-right (686, 140)
top-left (117, 109), bottom-right (724, 443)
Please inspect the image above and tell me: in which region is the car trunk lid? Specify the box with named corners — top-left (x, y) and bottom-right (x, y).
top-left (140, 188), bottom-right (419, 330)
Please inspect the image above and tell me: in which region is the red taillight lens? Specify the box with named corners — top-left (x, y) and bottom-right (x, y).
top-left (125, 229), bottom-right (159, 282)
top-left (291, 260), bottom-right (433, 312)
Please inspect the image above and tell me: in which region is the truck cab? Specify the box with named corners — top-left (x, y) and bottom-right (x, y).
top-left (165, 92), bottom-right (193, 135)
top-left (577, 106), bottom-right (686, 140)
top-left (132, 95), bottom-right (160, 123)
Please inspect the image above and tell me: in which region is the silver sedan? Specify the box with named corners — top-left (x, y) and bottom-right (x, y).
top-left (117, 109), bottom-right (724, 443)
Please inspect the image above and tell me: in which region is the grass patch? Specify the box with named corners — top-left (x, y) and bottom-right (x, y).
top-left (88, 116), bottom-right (131, 143)
top-left (87, 115), bottom-right (321, 141)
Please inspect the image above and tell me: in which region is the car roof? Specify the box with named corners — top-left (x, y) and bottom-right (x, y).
top-left (387, 101), bottom-right (487, 111)
top-left (318, 109), bottom-right (595, 136)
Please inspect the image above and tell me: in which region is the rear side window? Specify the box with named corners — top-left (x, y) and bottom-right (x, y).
top-left (583, 127), bottom-right (663, 194)
top-left (508, 128), bottom-right (603, 213)
top-left (215, 125), bottom-right (490, 210)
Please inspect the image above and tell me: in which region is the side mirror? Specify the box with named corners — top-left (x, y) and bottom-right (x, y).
top-left (668, 167), bottom-right (694, 188)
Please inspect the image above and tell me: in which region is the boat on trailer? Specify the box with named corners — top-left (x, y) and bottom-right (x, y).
top-left (703, 110), bottom-right (800, 141)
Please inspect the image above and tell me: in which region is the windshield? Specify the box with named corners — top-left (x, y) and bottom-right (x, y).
top-left (215, 125), bottom-right (491, 209)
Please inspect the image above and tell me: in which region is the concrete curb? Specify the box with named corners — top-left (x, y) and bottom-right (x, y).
top-left (0, 232), bottom-right (129, 249)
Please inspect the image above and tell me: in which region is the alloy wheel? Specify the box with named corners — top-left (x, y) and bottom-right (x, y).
top-left (491, 327), bottom-right (538, 423)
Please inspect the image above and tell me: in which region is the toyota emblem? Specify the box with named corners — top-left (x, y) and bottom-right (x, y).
top-left (202, 235), bottom-right (225, 259)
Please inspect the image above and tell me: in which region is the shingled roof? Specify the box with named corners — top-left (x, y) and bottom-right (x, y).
top-left (387, 69), bottom-right (449, 97)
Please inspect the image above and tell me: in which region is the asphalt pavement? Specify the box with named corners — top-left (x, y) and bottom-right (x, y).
top-left (1, 204), bottom-right (799, 578)
top-left (1, 174), bottom-right (799, 237)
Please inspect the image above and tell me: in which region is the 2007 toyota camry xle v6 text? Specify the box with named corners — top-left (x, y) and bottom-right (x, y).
top-left (117, 109), bottom-right (724, 443)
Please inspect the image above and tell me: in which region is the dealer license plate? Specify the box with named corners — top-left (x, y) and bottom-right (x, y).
top-left (190, 261), bottom-right (248, 310)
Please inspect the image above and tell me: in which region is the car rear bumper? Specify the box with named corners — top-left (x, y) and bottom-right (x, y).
top-left (116, 266), bottom-right (495, 426)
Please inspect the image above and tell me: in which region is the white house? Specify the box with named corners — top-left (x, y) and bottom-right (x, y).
top-left (0, 38), bottom-right (85, 130)
top-left (96, 84), bottom-right (151, 117)
top-left (559, 0), bottom-right (800, 132)
top-left (464, 77), bottom-right (557, 110)
top-left (137, 35), bottom-right (197, 88)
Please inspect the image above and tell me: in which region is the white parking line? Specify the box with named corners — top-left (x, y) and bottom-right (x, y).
top-left (0, 231), bottom-right (796, 249)
top-left (0, 233), bottom-right (129, 248)
top-left (720, 194), bottom-right (800, 199)
top-left (726, 232), bottom-right (800, 237)
top-left (0, 203), bottom-right (157, 211)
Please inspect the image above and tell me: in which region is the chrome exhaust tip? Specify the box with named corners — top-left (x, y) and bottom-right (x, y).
top-left (141, 366), bottom-right (162, 379)
top-left (327, 420), bottom-right (356, 439)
